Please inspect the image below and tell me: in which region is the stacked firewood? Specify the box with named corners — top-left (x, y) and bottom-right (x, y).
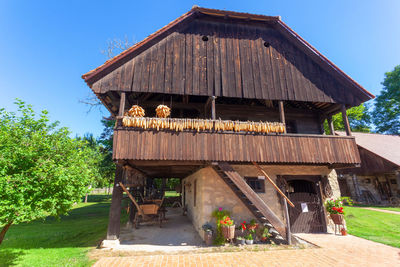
top-left (122, 117), bottom-right (285, 134)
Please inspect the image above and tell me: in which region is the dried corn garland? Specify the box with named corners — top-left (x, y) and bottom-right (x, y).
top-left (128, 105), bottom-right (145, 117)
top-left (122, 117), bottom-right (285, 134)
top-left (156, 105), bottom-right (171, 118)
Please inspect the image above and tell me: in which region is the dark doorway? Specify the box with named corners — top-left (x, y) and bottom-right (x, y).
top-left (338, 178), bottom-right (351, 197)
top-left (284, 176), bottom-right (325, 233)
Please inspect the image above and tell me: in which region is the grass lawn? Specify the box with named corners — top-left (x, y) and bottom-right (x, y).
top-left (345, 206), bottom-right (400, 248)
top-left (164, 191), bottom-right (180, 197)
top-left (0, 195), bottom-right (125, 267)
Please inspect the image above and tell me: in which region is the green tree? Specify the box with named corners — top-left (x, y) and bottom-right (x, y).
top-left (372, 65), bottom-right (400, 134)
top-left (97, 118), bottom-right (116, 190)
top-left (0, 100), bottom-right (97, 244)
top-left (324, 103), bottom-right (371, 134)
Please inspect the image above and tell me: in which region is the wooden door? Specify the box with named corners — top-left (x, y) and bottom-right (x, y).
top-left (286, 179), bottom-right (325, 233)
top-left (338, 178), bottom-right (351, 197)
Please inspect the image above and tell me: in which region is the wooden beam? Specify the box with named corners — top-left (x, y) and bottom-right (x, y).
top-left (283, 199), bottom-right (292, 245)
top-left (211, 96), bottom-right (216, 120)
top-left (106, 165), bottom-right (124, 240)
top-left (252, 162), bottom-right (295, 207)
top-left (278, 101), bottom-right (286, 133)
top-left (327, 115), bottom-right (335, 135)
top-left (341, 104), bottom-right (352, 136)
top-left (118, 92), bottom-right (126, 117)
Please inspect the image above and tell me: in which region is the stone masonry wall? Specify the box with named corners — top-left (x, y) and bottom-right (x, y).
top-left (182, 164), bottom-right (342, 239)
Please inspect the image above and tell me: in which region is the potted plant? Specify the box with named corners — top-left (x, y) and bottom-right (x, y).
top-left (220, 216), bottom-right (235, 240)
top-left (247, 219), bottom-right (258, 231)
top-left (202, 222), bottom-right (213, 246)
top-left (211, 207), bottom-right (231, 245)
top-left (325, 197), bottom-right (352, 224)
top-left (259, 227), bottom-right (270, 243)
top-left (245, 233), bottom-right (254, 245)
top-left (236, 236), bottom-right (245, 245)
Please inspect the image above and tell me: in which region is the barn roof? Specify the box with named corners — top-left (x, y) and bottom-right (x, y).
top-left (337, 132), bottom-right (400, 166)
top-left (82, 7), bottom-right (374, 106)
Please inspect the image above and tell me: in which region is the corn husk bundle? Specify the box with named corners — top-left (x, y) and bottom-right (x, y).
top-left (122, 117), bottom-right (285, 134)
top-left (128, 105), bottom-right (145, 117)
top-left (156, 105), bottom-right (171, 118)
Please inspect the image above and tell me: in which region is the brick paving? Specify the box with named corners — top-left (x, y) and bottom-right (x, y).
top-left (93, 234), bottom-right (400, 267)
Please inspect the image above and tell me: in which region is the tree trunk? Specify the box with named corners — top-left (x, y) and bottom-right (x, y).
top-left (0, 221), bottom-right (13, 245)
top-left (84, 193), bottom-right (88, 203)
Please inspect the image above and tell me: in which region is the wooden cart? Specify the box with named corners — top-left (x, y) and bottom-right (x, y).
top-left (119, 182), bottom-right (165, 228)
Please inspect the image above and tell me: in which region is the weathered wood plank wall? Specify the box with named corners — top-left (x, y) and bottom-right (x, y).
top-left (92, 18), bottom-right (364, 106)
top-left (113, 129), bottom-right (360, 164)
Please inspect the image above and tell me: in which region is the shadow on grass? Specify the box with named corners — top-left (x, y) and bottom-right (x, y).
top-left (0, 249), bottom-right (25, 266)
top-left (1, 201), bottom-right (128, 250)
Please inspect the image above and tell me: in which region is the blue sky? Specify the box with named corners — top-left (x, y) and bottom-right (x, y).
top-left (1, 0), bottom-right (399, 137)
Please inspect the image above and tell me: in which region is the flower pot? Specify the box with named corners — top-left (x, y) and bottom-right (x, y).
top-left (221, 225), bottom-right (235, 240)
top-left (341, 228), bottom-right (347, 236)
top-left (236, 238), bottom-right (245, 245)
top-left (204, 231), bottom-right (213, 246)
top-left (330, 214), bottom-right (344, 225)
top-left (245, 239), bottom-right (253, 245)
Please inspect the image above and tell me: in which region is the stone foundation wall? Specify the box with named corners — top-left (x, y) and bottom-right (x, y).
top-left (182, 164), bottom-right (342, 239)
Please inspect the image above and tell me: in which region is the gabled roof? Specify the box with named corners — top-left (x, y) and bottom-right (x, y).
top-left (82, 6), bottom-right (374, 102)
top-left (337, 131), bottom-right (400, 167)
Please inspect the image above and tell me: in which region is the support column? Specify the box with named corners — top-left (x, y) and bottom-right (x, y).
top-left (283, 199), bottom-right (291, 245)
top-left (119, 92), bottom-right (126, 117)
top-left (352, 174), bottom-right (361, 201)
top-left (396, 171), bottom-right (400, 191)
top-left (278, 100), bottom-right (286, 134)
top-left (211, 96), bottom-right (216, 120)
top-left (106, 164), bottom-right (124, 240)
top-left (327, 115), bottom-right (335, 135)
top-left (341, 105), bottom-right (351, 136)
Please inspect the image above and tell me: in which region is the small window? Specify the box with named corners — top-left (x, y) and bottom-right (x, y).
top-left (245, 177), bottom-right (265, 193)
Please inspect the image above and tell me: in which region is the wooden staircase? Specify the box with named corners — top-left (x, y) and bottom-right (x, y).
top-left (211, 162), bottom-right (288, 243)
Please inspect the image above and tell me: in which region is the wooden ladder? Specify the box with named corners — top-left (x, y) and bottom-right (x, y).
top-left (212, 162), bottom-right (287, 243)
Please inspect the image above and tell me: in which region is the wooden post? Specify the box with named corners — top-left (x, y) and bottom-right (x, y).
top-left (396, 171), bottom-right (400, 191)
top-left (119, 92), bottom-right (126, 117)
top-left (278, 101), bottom-right (286, 133)
top-left (327, 115), bottom-right (335, 135)
top-left (352, 174), bottom-right (361, 201)
top-left (211, 96), bottom-right (216, 120)
top-left (318, 179), bottom-right (328, 233)
top-left (106, 165), bottom-right (124, 240)
top-left (283, 199), bottom-right (292, 245)
top-left (341, 104), bottom-right (351, 136)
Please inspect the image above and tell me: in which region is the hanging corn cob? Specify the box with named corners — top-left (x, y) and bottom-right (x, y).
top-left (122, 116), bottom-right (285, 134)
top-left (156, 104), bottom-right (171, 118)
top-left (128, 105), bottom-right (145, 117)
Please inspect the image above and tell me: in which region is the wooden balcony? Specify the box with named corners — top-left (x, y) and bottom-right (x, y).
top-left (113, 121), bottom-right (360, 166)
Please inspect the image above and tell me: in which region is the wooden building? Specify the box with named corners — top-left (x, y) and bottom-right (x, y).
top-left (336, 132), bottom-right (400, 204)
top-left (82, 7), bottom-right (374, 245)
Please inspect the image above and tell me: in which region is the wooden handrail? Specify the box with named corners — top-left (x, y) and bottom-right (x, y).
top-left (119, 182), bottom-right (143, 216)
top-left (252, 162), bottom-right (295, 207)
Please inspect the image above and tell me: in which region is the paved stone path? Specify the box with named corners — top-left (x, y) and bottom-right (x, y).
top-left (93, 234), bottom-right (400, 267)
top-left (361, 207), bottom-right (400, 215)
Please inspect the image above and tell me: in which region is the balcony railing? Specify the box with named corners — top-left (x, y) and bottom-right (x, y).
top-left (119, 116), bottom-right (286, 134)
top-left (114, 117), bottom-right (360, 166)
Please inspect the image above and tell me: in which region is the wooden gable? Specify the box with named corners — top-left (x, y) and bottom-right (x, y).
top-left (85, 8), bottom-right (373, 107)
